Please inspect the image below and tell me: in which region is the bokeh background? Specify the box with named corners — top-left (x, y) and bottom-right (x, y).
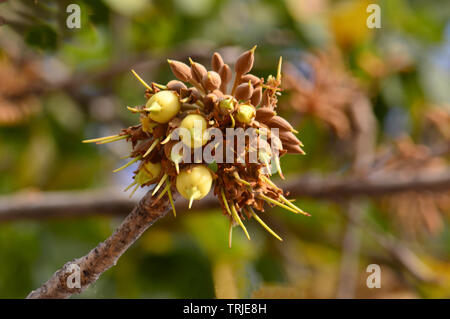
top-left (1, 0), bottom-right (450, 298)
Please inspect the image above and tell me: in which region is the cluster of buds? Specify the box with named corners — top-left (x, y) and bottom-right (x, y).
top-left (84, 46), bottom-right (307, 245)
top-left (374, 137), bottom-right (450, 238)
top-left (0, 55), bottom-right (42, 126)
top-left (424, 105), bottom-right (450, 141)
top-left (283, 49), bottom-right (360, 139)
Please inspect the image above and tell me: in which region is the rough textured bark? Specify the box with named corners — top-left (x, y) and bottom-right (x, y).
top-left (26, 190), bottom-right (174, 299)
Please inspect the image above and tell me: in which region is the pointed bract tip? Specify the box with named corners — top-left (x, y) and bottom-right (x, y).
top-left (131, 69), bottom-right (152, 91)
top-left (277, 56), bottom-right (283, 81)
top-left (146, 101), bottom-right (162, 112)
top-left (127, 106), bottom-right (139, 113)
top-left (188, 195), bottom-right (195, 209)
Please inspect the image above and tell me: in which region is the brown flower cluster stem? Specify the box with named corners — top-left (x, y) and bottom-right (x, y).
top-left (26, 190), bottom-right (174, 299)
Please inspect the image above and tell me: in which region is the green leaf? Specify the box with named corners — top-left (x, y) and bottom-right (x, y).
top-left (25, 24), bottom-right (57, 51)
top-left (208, 160), bottom-right (218, 173)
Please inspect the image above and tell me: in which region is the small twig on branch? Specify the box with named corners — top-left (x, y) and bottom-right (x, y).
top-left (337, 94), bottom-right (377, 298)
top-left (336, 201), bottom-right (365, 298)
top-left (26, 190), bottom-right (174, 299)
top-left (346, 214), bottom-right (437, 284)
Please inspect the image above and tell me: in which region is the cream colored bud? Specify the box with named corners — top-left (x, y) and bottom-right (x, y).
top-left (140, 116), bottom-right (158, 133)
top-left (145, 90), bottom-right (181, 123)
top-left (179, 114), bottom-right (208, 148)
top-left (235, 104), bottom-right (256, 124)
top-left (135, 161), bottom-right (161, 185)
top-left (219, 97), bottom-right (235, 113)
top-left (176, 165), bottom-right (213, 208)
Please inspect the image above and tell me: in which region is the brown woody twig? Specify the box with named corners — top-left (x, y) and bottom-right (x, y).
top-left (26, 190), bottom-right (174, 299)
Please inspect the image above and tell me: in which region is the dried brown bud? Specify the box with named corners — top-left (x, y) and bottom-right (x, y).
top-left (210, 90), bottom-right (223, 100)
top-left (283, 143), bottom-right (305, 155)
top-left (235, 45), bottom-right (256, 75)
top-left (250, 86), bottom-right (262, 106)
top-left (202, 71), bottom-right (222, 92)
top-left (266, 116), bottom-right (294, 131)
top-left (241, 74), bottom-right (261, 86)
top-left (211, 52), bottom-right (224, 72)
top-left (163, 140), bottom-right (177, 158)
top-left (204, 93), bottom-right (219, 109)
top-left (167, 80), bottom-right (187, 93)
top-left (189, 87), bottom-right (202, 100)
top-left (218, 64), bottom-right (232, 93)
top-left (260, 91), bottom-right (271, 108)
top-left (255, 107), bottom-right (276, 122)
top-left (234, 81), bottom-right (254, 101)
top-left (152, 124), bottom-right (167, 139)
top-left (180, 87), bottom-right (201, 102)
top-left (167, 59), bottom-right (191, 82)
top-left (189, 58), bottom-right (207, 83)
top-left (279, 130), bottom-right (301, 146)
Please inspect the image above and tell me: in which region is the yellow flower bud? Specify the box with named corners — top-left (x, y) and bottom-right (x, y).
top-left (176, 165), bottom-right (213, 208)
top-left (179, 114), bottom-right (208, 148)
top-left (135, 161), bottom-right (161, 185)
top-left (140, 116), bottom-right (158, 133)
top-left (145, 91), bottom-right (180, 123)
top-left (235, 104), bottom-right (256, 124)
top-left (219, 97), bottom-right (235, 114)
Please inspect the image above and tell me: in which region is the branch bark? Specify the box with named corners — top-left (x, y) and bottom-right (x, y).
top-left (26, 190), bottom-right (174, 299)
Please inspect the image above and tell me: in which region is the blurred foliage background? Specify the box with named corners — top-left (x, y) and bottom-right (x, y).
top-left (0, 0), bottom-right (450, 298)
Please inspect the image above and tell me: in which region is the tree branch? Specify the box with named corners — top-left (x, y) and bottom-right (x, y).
top-left (26, 190), bottom-right (174, 299)
top-left (2, 170), bottom-right (450, 222)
